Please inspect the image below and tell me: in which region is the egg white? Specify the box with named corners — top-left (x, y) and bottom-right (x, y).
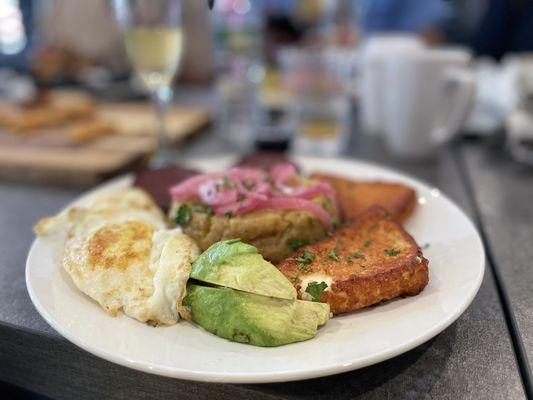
top-left (35, 188), bottom-right (199, 326)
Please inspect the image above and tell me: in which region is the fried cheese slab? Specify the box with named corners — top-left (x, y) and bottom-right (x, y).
top-left (277, 206), bottom-right (428, 314)
top-left (311, 173), bottom-right (417, 222)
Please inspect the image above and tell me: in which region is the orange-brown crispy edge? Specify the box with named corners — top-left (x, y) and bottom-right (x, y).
top-left (311, 173), bottom-right (417, 223)
top-left (277, 205), bottom-right (428, 314)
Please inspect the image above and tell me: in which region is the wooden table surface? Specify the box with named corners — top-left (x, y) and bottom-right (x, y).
top-left (0, 90), bottom-right (531, 399)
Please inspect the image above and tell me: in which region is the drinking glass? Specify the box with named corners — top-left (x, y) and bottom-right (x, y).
top-left (112, 0), bottom-right (183, 165)
top-left (279, 47), bottom-right (353, 156)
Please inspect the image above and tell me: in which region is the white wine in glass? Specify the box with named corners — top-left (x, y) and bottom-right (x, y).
top-left (112, 0), bottom-right (183, 165)
top-left (124, 26), bottom-right (183, 89)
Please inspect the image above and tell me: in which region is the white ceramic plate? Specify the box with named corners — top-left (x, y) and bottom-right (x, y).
top-left (26, 156), bottom-right (484, 383)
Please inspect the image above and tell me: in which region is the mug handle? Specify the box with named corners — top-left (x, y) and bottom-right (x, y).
top-left (432, 68), bottom-right (476, 143)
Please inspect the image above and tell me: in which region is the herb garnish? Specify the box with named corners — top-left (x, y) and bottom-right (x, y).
top-left (193, 204), bottom-right (214, 218)
top-left (362, 239), bottom-right (373, 248)
top-left (225, 211), bottom-right (233, 219)
top-left (175, 204), bottom-right (192, 226)
top-left (291, 274), bottom-right (300, 283)
top-left (288, 238), bottom-right (310, 251)
top-left (222, 175), bottom-right (236, 189)
top-left (384, 248), bottom-right (401, 256)
top-left (193, 204), bottom-right (207, 212)
top-left (305, 281), bottom-right (328, 302)
top-left (295, 250), bottom-right (315, 266)
top-left (354, 251), bottom-right (363, 259)
top-left (327, 248), bottom-right (339, 261)
top-left (344, 255), bottom-right (353, 264)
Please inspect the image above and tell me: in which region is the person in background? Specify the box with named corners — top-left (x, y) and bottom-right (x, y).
top-left (450, 0), bottom-right (533, 59)
top-left (360, 0), bottom-right (451, 44)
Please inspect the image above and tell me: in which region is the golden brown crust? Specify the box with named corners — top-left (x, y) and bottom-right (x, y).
top-left (276, 205), bottom-right (428, 314)
top-left (87, 221), bottom-right (154, 271)
top-left (311, 173), bottom-right (417, 223)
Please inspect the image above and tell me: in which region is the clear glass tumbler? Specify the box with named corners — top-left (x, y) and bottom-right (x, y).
top-left (279, 46), bottom-right (353, 156)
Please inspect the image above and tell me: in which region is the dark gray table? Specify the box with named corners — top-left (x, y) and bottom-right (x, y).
top-left (460, 143), bottom-right (533, 393)
top-left (0, 88), bottom-right (531, 398)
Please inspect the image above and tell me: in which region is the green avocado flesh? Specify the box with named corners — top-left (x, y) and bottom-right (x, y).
top-left (184, 284), bottom-right (330, 347)
top-left (190, 239), bottom-right (296, 300)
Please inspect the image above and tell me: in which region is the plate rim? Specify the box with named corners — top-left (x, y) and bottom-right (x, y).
top-left (25, 156), bottom-right (485, 383)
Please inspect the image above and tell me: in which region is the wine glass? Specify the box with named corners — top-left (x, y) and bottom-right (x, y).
top-left (112, 0), bottom-right (183, 166)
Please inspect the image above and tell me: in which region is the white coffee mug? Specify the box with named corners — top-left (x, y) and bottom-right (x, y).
top-left (359, 35), bottom-right (424, 134)
top-left (383, 48), bottom-right (476, 159)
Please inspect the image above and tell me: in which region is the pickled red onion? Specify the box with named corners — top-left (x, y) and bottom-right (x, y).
top-left (290, 181), bottom-right (336, 201)
top-left (170, 172), bottom-right (224, 201)
top-left (168, 163), bottom-right (336, 227)
top-left (198, 180), bottom-right (238, 206)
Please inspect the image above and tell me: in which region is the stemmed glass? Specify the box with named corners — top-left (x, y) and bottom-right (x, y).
top-left (112, 0), bottom-right (183, 165)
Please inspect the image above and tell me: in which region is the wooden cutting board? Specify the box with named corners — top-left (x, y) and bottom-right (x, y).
top-left (0, 102), bottom-right (210, 186)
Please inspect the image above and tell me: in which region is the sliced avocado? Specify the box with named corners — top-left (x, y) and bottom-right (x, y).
top-left (184, 284), bottom-right (330, 347)
top-left (190, 239), bottom-right (296, 300)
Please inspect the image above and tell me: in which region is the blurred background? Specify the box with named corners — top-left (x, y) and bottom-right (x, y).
top-left (2, 0), bottom-right (533, 185)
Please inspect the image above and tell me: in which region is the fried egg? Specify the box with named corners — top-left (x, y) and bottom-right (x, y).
top-left (34, 188), bottom-right (199, 326)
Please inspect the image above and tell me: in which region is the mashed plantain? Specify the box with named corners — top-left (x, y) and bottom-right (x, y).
top-left (169, 196), bottom-right (339, 263)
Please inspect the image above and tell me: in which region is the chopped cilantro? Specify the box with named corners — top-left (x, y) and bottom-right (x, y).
top-left (298, 265), bottom-right (313, 273)
top-left (193, 204), bottom-right (204, 212)
top-left (344, 255), bottom-right (353, 264)
top-left (384, 248), bottom-right (401, 256)
top-left (288, 238), bottom-right (310, 251)
top-left (327, 248), bottom-right (340, 261)
top-left (175, 204), bottom-right (192, 226)
top-left (354, 251), bottom-right (363, 259)
top-left (291, 274), bottom-right (300, 283)
top-left (305, 281), bottom-right (328, 302)
top-left (220, 175), bottom-right (236, 189)
top-left (295, 250), bottom-right (315, 266)
top-left (362, 239), bottom-right (373, 248)
top-left (225, 211), bottom-right (233, 219)
top-left (326, 230), bottom-right (333, 237)
top-left (332, 221), bottom-right (341, 229)
top-left (193, 204), bottom-right (213, 218)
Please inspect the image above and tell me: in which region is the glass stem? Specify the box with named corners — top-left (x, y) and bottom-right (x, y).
top-left (152, 85), bottom-right (174, 166)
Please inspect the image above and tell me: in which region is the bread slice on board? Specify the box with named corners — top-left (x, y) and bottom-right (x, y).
top-left (277, 205), bottom-right (428, 314)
